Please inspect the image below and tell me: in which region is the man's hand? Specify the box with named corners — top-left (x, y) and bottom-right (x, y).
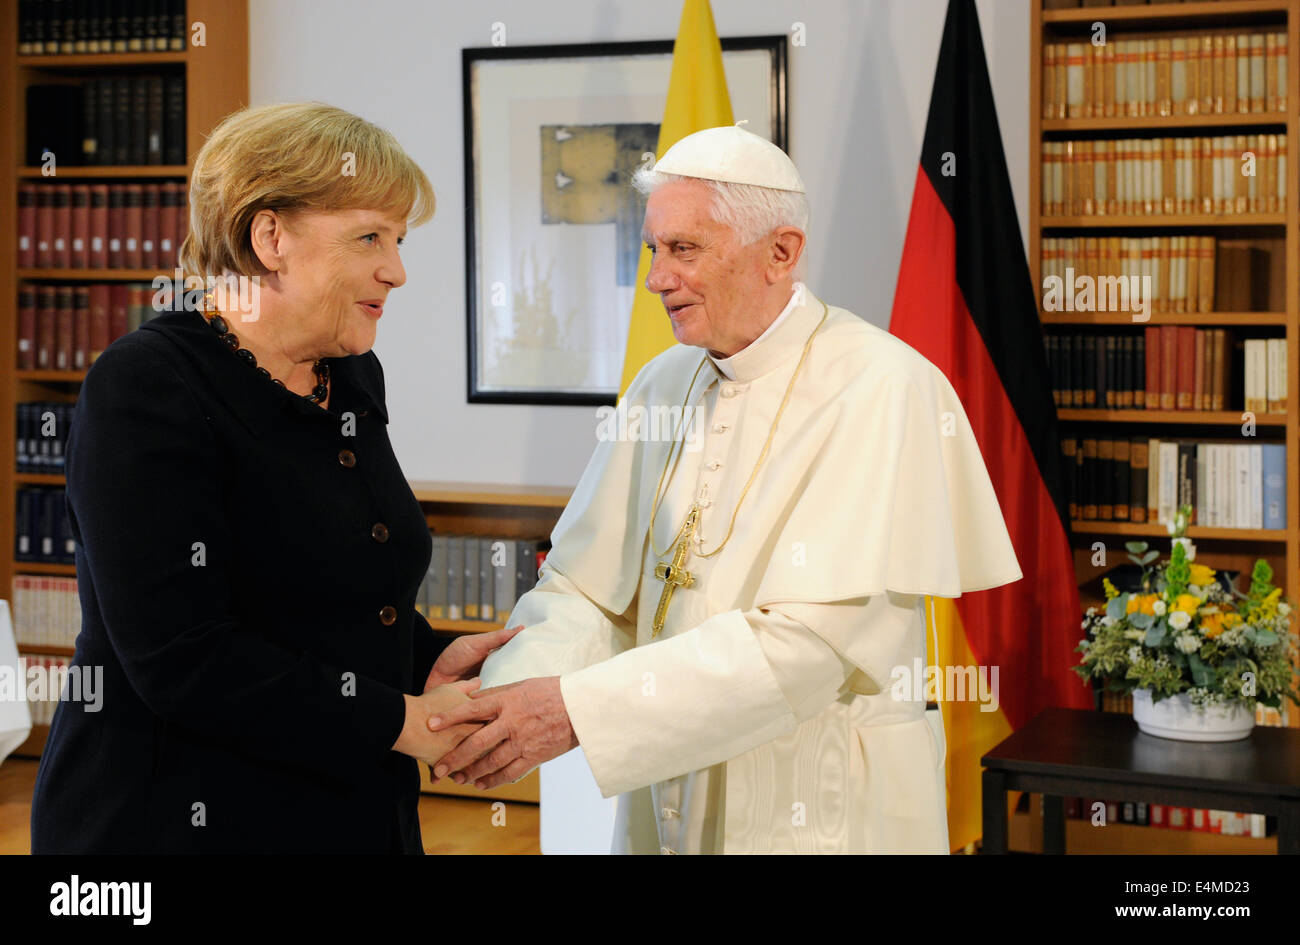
top-left (426, 677), bottom-right (578, 790)
top-left (391, 682), bottom-right (482, 768)
top-left (423, 624), bottom-right (525, 691)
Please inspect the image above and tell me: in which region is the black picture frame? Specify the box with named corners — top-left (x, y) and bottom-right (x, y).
top-left (463, 35), bottom-right (789, 406)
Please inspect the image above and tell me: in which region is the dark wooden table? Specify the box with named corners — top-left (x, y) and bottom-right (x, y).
top-left (981, 707), bottom-right (1300, 854)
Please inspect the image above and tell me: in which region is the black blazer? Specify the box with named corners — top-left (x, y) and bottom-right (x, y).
top-left (30, 307), bottom-right (448, 853)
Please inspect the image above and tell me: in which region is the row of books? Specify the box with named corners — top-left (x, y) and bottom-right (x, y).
top-left (17, 283), bottom-right (163, 371)
top-left (1041, 235), bottom-right (1218, 315)
top-left (18, 658), bottom-right (73, 728)
top-left (18, 182), bottom-right (189, 270)
top-left (1062, 437), bottom-right (1286, 527)
top-left (14, 488), bottom-right (76, 565)
top-left (17, 0), bottom-right (186, 54)
top-left (1046, 328), bottom-right (1287, 412)
top-left (1148, 327), bottom-right (1281, 412)
top-left (15, 403), bottom-right (73, 471)
top-left (26, 77), bottom-right (186, 168)
top-left (10, 576), bottom-right (81, 650)
top-left (1041, 135), bottom-right (1287, 217)
top-left (1042, 236), bottom-right (1283, 314)
top-left (418, 537), bottom-right (550, 625)
top-left (1042, 31), bottom-right (1288, 120)
top-left (1059, 797), bottom-right (1268, 838)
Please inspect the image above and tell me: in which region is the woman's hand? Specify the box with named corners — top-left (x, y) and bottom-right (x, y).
top-left (392, 682), bottom-right (482, 766)
top-left (423, 624), bottom-right (525, 691)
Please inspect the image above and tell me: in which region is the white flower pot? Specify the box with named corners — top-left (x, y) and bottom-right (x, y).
top-left (1131, 689), bottom-right (1254, 741)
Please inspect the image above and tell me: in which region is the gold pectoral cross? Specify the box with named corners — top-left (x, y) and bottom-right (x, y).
top-left (651, 505), bottom-right (700, 638)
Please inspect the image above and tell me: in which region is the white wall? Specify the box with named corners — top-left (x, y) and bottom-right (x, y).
top-left (248, 0), bottom-right (1030, 487)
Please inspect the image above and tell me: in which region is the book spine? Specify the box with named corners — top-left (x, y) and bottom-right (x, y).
top-left (1262, 444), bottom-right (1286, 529)
top-left (478, 539), bottom-right (495, 622)
top-left (493, 538), bottom-right (517, 622)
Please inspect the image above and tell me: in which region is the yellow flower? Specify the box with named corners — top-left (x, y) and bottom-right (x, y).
top-left (1189, 563), bottom-right (1216, 587)
top-left (1222, 612), bottom-right (1243, 628)
top-left (1255, 588), bottom-right (1283, 620)
top-left (1102, 577), bottom-right (1119, 601)
top-left (1172, 594), bottom-right (1201, 616)
top-left (1127, 593), bottom-right (1158, 616)
top-left (1201, 613), bottom-right (1225, 638)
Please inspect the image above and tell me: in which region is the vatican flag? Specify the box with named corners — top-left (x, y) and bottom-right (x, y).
top-left (618, 0), bottom-right (733, 396)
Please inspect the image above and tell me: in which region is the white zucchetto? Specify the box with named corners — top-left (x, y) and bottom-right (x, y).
top-left (653, 125), bottom-right (806, 193)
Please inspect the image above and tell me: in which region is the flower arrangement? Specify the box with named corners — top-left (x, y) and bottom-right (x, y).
top-left (1074, 505), bottom-right (1300, 713)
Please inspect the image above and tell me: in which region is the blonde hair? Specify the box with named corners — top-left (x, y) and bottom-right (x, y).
top-left (180, 102), bottom-right (434, 279)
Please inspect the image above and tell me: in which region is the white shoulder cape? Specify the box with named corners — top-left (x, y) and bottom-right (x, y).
top-left (545, 299), bottom-right (1023, 614)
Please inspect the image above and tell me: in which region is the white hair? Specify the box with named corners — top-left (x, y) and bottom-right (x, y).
top-left (631, 166), bottom-right (810, 248)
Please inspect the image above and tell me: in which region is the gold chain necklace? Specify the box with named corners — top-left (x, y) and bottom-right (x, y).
top-left (646, 301), bottom-right (828, 635)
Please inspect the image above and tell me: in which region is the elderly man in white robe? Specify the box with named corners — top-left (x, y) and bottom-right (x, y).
top-left (428, 125), bottom-right (1022, 854)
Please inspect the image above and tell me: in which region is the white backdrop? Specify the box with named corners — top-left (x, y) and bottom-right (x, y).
top-left (249, 0), bottom-right (1031, 488)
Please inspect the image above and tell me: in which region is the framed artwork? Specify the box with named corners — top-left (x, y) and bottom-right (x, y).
top-left (463, 36), bottom-right (788, 405)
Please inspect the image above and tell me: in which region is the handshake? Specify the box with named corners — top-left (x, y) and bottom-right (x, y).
top-left (391, 625), bottom-right (579, 790)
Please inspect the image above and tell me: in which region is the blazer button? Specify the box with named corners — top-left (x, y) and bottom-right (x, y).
top-left (379, 605), bottom-right (397, 626)
top-left (359, 409), bottom-right (369, 417)
top-left (338, 449), bottom-right (356, 467)
top-left (371, 523), bottom-right (389, 543)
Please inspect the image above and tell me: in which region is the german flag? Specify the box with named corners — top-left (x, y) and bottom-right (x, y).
top-left (888, 0), bottom-right (1092, 852)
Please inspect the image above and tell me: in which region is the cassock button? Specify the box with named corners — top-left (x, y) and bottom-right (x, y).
top-left (660, 846), bottom-right (676, 855)
top-left (720, 386), bottom-right (736, 398)
top-left (713, 423), bottom-right (727, 433)
top-left (706, 461), bottom-right (721, 471)
top-left (379, 605), bottom-right (397, 626)
top-left (338, 449), bottom-right (357, 467)
top-left (371, 523), bottom-right (390, 543)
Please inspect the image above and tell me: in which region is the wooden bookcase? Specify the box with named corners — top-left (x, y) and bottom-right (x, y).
top-left (1032, 0), bottom-right (1300, 647)
top-left (1031, 0), bottom-right (1298, 852)
top-left (0, 0), bottom-right (249, 755)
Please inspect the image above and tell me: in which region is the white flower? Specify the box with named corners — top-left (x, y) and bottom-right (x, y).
top-left (1123, 628), bottom-right (1145, 641)
top-left (1101, 615), bottom-right (1117, 627)
top-left (1127, 645), bottom-right (1143, 664)
top-left (1175, 633), bottom-right (1202, 654)
top-left (1280, 602), bottom-right (1291, 617)
top-left (1167, 610), bottom-right (1191, 631)
top-left (1152, 600), bottom-right (1167, 616)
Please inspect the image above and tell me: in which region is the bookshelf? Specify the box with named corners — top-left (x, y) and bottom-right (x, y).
top-left (1, 0), bottom-right (249, 757)
top-left (1032, 0), bottom-right (1300, 622)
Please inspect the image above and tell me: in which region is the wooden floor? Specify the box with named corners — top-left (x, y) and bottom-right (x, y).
top-left (0, 758), bottom-right (540, 854)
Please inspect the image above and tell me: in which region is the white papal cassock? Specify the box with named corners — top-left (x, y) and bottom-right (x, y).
top-left (480, 283), bottom-right (1022, 854)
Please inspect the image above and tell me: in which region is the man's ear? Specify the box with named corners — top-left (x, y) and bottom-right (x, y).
top-left (248, 208), bottom-right (288, 273)
top-left (766, 226), bottom-right (805, 283)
